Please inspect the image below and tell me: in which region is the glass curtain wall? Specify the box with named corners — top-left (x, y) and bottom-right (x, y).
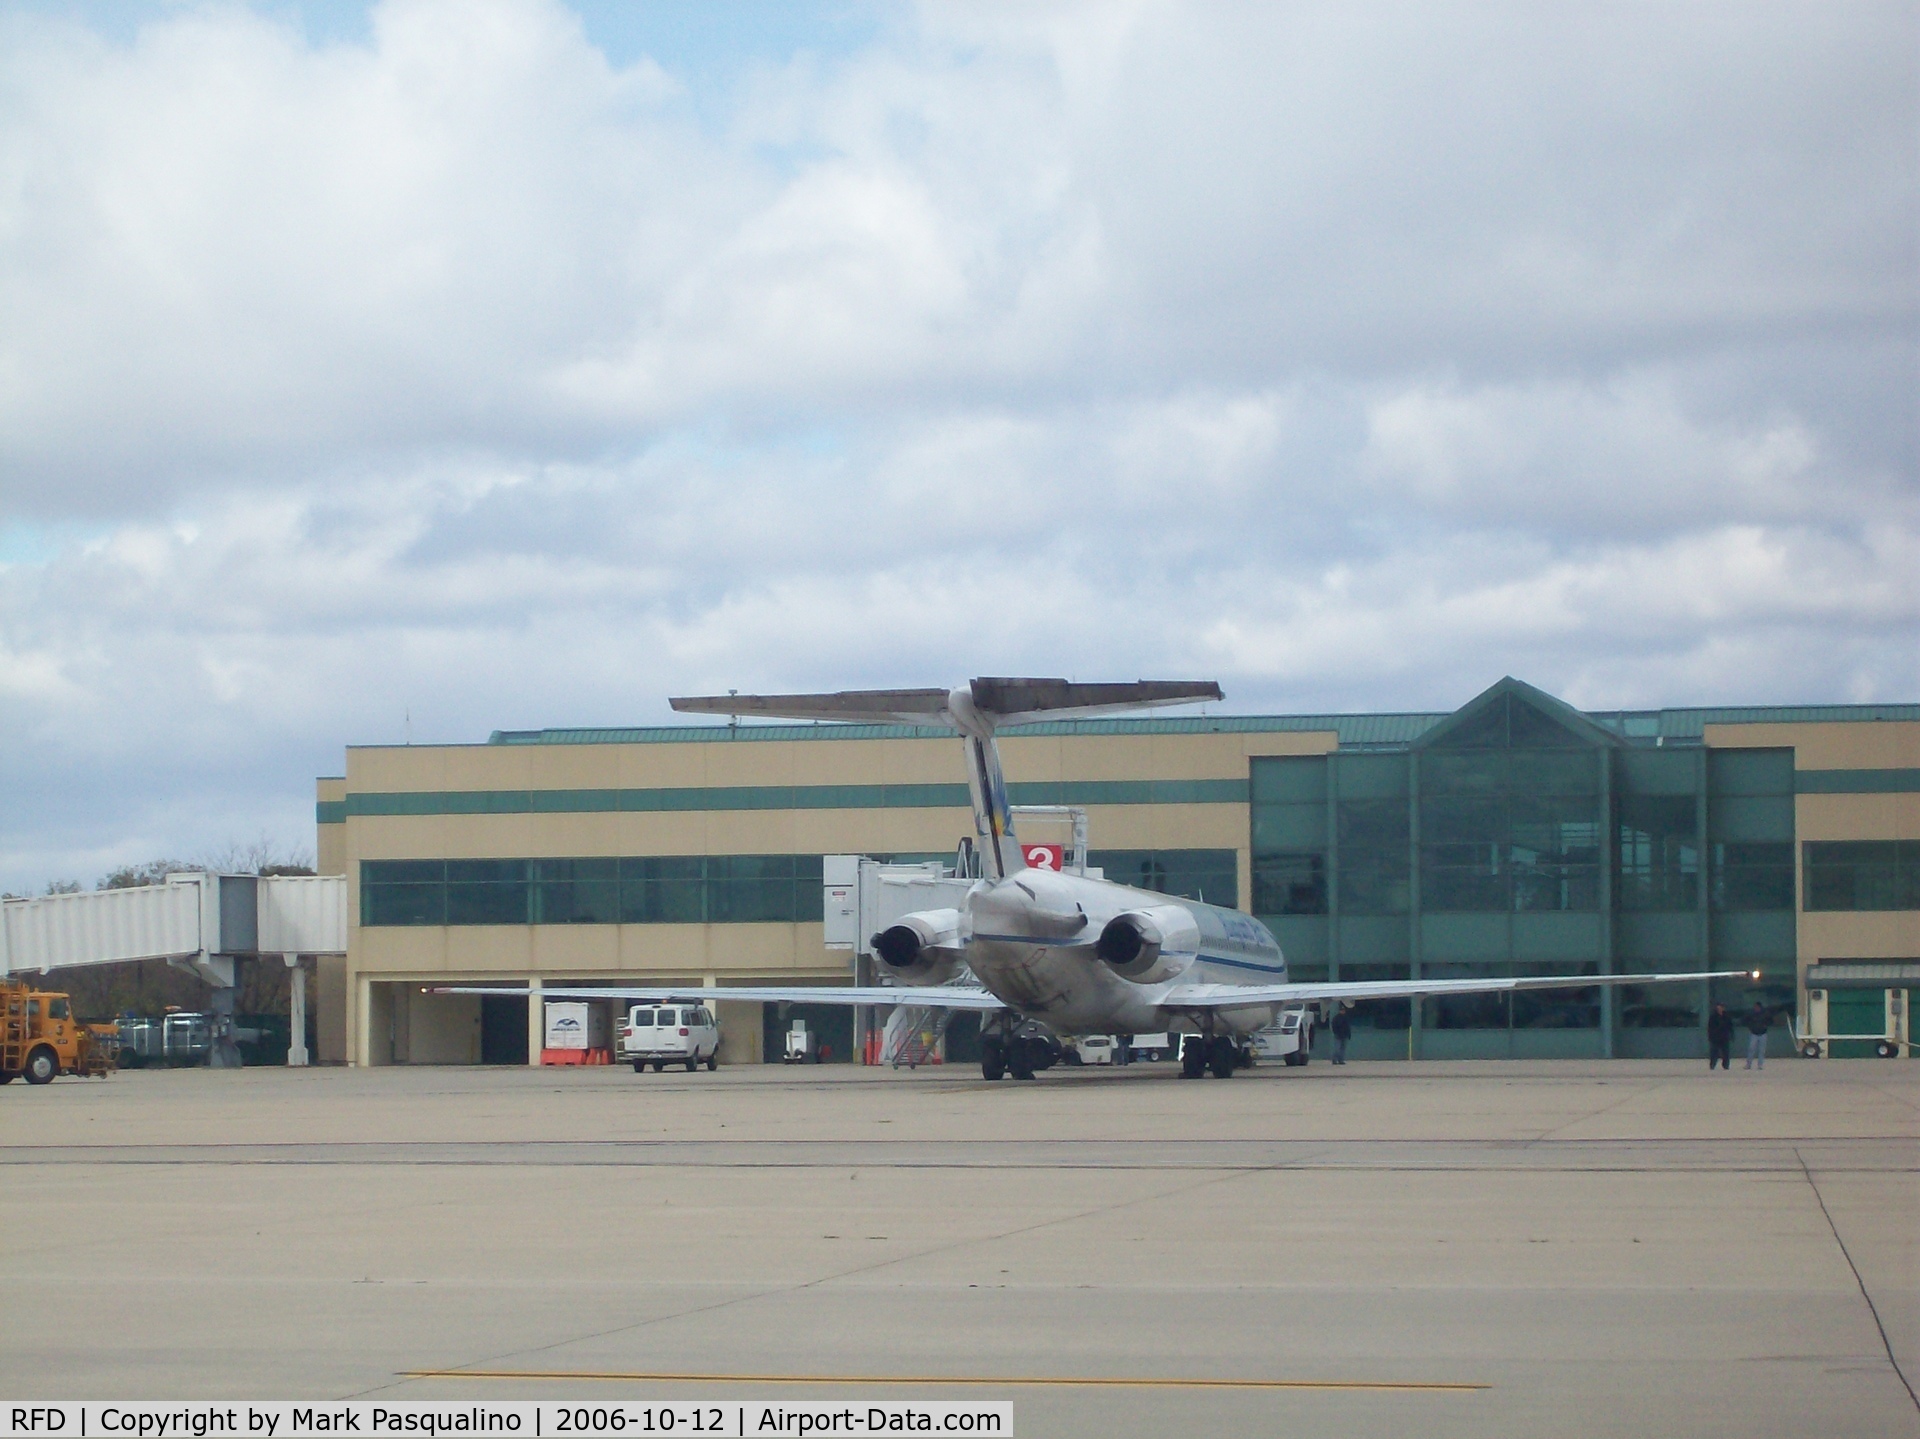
top-left (1613, 748), bottom-right (1708, 1054)
top-left (1330, 753), bottom-right (1411, 1044)
top-left (1706, 750), bottom-right (1797, 1044)
top-left (1415, 692), bottom-right (1605, 1054)
top-left (1245, 690), bottom-right (1808, 1060)
top-left (1250, 757), bottom-right (1330, 981)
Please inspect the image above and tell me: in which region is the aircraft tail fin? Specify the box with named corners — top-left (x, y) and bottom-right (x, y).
top-left (669, 678), bottom-right (1222, 880)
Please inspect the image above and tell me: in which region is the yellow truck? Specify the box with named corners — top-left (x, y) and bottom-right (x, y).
top-left (1, 978), bottom-right (117, 1085)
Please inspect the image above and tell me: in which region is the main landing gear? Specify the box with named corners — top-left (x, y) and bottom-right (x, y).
top-left (1180, 1034), bottom-right (1246, 1079)
top-left (981, 1037), bottom-right (1007, 1081)
top-left (980, 1031), bottom-right (1057, 1082)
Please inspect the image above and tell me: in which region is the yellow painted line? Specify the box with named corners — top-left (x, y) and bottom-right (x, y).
top-left (401, 1369), bottom-right (1486, 1393)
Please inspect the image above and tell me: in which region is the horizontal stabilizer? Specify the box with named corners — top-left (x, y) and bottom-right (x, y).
top-left (669, 678), bottom-right (1222, 729)
top-left (670, 689), bottom-right (953, 726)
top-left (969, 677), bottom-right (1222, 727)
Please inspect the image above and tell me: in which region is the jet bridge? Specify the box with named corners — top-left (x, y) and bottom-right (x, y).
top-left (0, 873), bottom-right (347, 1066)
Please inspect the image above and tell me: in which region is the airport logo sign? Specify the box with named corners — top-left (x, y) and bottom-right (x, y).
top-left (1022, 844), bottom-right (1063, 871)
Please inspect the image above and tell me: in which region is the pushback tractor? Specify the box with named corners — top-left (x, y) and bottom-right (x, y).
top-left (2, 978), bottom-right (117, 1085)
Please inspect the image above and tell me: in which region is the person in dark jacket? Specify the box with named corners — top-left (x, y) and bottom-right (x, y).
top-left (1330, 1004), bottom-right (1352, 1065)
top-left (1743, 1002), bottom-right (1776, 1070)
top-left (1706, 1003), bottom-right (1734, 1070)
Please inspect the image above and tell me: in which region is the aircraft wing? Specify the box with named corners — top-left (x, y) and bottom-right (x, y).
top-left (1160, 968), bottom-right (1758, 1008)
top-left (428, 984), bottom-right (1007, 1011)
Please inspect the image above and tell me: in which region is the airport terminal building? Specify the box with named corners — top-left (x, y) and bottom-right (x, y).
top-left (312, 678), bottom-right (1919, 1067)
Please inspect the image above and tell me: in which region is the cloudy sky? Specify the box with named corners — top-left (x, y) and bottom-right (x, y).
top-left (1, 0), bottom-right (1915, 893)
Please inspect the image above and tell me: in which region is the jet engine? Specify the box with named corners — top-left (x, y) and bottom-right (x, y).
top-left (870, 908), bottom-right (965, 986)
top-left (1095, 905), bottom-right (1201, 985)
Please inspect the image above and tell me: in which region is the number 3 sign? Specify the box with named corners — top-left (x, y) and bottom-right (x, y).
top-left (1023, 844), bottom-right (1064, 871)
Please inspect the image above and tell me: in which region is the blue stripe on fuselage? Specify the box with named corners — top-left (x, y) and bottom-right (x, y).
top-left (1193, 953), bottom-right (1287, 976)
top-left (970, 934), bottom-right (1286, 976)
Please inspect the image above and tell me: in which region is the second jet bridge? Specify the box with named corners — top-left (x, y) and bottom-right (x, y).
top-left (0, 872), bottom-right (347, 1066)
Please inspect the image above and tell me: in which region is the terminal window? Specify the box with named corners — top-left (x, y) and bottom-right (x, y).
top-left (360, 855), bottom-right (826, 926)
top-left (1803, 841), bottom-right (1920, 911)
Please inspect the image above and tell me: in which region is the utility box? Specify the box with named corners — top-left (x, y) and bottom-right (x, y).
top-left (543, 1001), bottom-right (608, 1052)
top-left (823, 855), bottom-right (860, 949)
top-left (823, 856), bottom-right (974, 957)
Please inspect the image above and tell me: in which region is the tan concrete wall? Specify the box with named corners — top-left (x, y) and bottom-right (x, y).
top-left (1703, 720), bottom-right (1920, 769)
top-left (1795, 790), bottom-right (1920, 974)
top-left (1796, 793), bottom-right (1920, 842)
top-left (352, 922), bottom-right (845, 978)
top-left (364, 980), bottom-right (394, 1066)
top-left (1701, 722), bottom-right (1920, 983)
top-left (714, 999), bottom-right (763, 1065)
top-left (315, 955), bottom-right (347, 1064)
top-left (1801, 912), bottom-right (1920, 964)
top-left (340, 726), bottom-right (1338, 795)
top-left (316, 777), bottom-right (347, 877)
top-left (400, 991), bottom-right (482, 1064)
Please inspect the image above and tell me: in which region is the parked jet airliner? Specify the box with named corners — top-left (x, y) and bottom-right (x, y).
top-left (445, 679), bottom-right (1753, 1081)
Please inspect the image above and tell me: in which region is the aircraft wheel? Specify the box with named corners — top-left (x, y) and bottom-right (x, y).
top-left (25, 1046), bottom-right (59, 1084)
top-left (981, 1039), bottom-right (1006, 1081)
top-left (1208, 1037), bottom-right (1237, 1080)
top-left (1009, 1039), bottom-right (1037, 1081)
top-left (1179, 1037), bottom-right (1206, 1079)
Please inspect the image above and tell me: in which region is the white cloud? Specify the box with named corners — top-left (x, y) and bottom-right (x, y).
top-left (1355, 373), bottom-right (1877, 536)
top-left (0, 0), bottom-right (1913, 891)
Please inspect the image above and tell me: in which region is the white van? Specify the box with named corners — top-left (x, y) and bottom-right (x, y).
top-left (619, 1003), bottom-right (720, 1072)
top-left (1072, 1035), bottom-right (1117, 1065)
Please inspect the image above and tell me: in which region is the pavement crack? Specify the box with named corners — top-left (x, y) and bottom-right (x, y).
top-left (1529, 1080), bottom-right (1658, 1143)
top-left (1793, 1145), bottom-right (1920, 1422)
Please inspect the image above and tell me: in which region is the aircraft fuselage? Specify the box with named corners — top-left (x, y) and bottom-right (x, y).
top-left (960, 866), bottom-right (1288, 1039)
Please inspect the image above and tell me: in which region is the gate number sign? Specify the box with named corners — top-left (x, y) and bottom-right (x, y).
top-left (1023, 844), bottom-right (1064, 871)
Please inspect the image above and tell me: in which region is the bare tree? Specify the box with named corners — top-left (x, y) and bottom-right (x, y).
top-left (198, 836), bottom-right (314, 876)
top-left (97, 860), bottom-right (194, 890)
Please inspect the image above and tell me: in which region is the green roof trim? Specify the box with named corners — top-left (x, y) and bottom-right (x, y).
top-left (1412, 676), bottom-right (1625, 752)
top-left (339, 778), bottom-right (1248, 820)
top-left (1650, 704), bottom-right (1920, 737)
top-left (485, 698), bottom-right (1917, 751)
top-left (487, 714), bottom-right (1392, 744)
top-left (1795, 768), bottom-right (1920, 795)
